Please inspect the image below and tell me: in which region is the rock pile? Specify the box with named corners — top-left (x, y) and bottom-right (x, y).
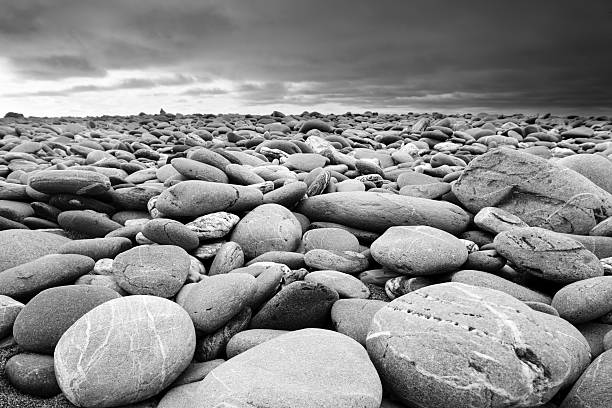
top-left (0, 111), bottom-right (612, 407)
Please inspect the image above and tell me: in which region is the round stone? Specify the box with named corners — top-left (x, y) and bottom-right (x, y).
top-left (54, 295), bottom-right (196, 407)
top-left (230, 203), bottom-right (302, 259)
top-left (370, 226), bottom-right (468, 275)
top-left (5, 353), bottom-right (61, 397)
top-left (112, 245), bottom-right (191, 298)
top-left (0, 295), bottom-right (24, 339)
top-left (560, 348), bottom-right (612, 408)
top-left (331, 299), bottom-right (387, 346)
top-left (552, 276), bottom-right (612, 323)
top-left (13, 285), bottom-right (120, 354)
top-left (367, 282), bottom-right (590, 408)
top-left (225, 329), bottom-right (289, 359)
top-left (302, 227), bottom-right (360, 252)
top-left (180, 273), bottom-right (256, 334)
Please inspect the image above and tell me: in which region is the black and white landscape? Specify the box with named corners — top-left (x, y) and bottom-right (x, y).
top-left (1, 1), bottom-right (612, 408)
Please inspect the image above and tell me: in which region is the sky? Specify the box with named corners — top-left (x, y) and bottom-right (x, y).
top-left (0, 0), bottom-right (611, 117)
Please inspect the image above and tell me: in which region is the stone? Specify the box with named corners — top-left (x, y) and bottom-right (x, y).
top-left (194, 307), bottom-right (251, 362)
top-left (370, 226), bottom-right (468, 276)
top-left (0, 295), bottom-right (24, 339)
top-left (158, 329), bottom-right (382, 408)
top-left (304, 249), bottom-right (369, 274)
top-left (452, 148), bottom-right (612, 234)
top-left (156, 181), bottom-right (263, 217)
top-left (54, 295), bottom-right (196, 408)
top-left (250, 281), bottom-right (339, 330)
top-left (560, 349), bottom-right (612, 408)
top-left (112, 245), bottom-right (191, 298)
top-left (0, 229), bottom-right (70, 272)
top-left (302, 227), bottom-right (360, 252)
top-left (58, 210), bottom-right (123, 238)
top-left (185, 212), bottom-right (240, 240)
top-left (473, 206), bottom-right (529, 234)
top-left (305, 270), bottom-right (370, 298)
top-left (450, 270), bottom-right (551, 304)
top-left (246, 251), bottom-right (306, 269)
top-left (0, 254), bottom-right (95, 299)
top-left (230, 203), bottom-right (302, 259)
top-left (225, 329), bottom-right (289, 359)
top-left (296, 192), bottom-right (470, 234)
top-left (208, 242), bottom-right (244, 275)
top-left (172, 359), bottom-right (225, 387)
top-left (558, 153), bottom-right (612, 194)
top-left (56, 237), bottom-right (132, 260)
top-left (5, 353), bottom-right (61, 397)
top-left (284, 153), bottom-right (328, 172)
top-left (13, 285), bottom-right (120, 354)
top-left (331, 299), bottom-right (387, 346)
top-left (262, 180), bottom-right (308, 207)
top-left (171, 157), bottom-right (229, 183)
top-left (494, 227), bottom-right (603, 283)
top-left (142, 218), bottom-right (200, 250)
top-left (28, 170), bottom-right (111, 195)
top-left (575, 322), bottom-right (612, 358)
top-left (180, 273), bottom-right (256, 334)
top-left (552, 276), bottom-right (612, 323)
top-left (367, 282), bottom-right (590, 408)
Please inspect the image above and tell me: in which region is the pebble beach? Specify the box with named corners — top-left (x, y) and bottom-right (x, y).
top-left (1, 110), bottom-right (612, 408)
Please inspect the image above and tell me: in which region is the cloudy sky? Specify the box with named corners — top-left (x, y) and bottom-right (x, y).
top-left (0, 0), bottom-right (611, 117)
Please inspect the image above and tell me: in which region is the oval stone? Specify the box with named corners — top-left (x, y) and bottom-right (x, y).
top-left (230, 203), bottom-right (302, 259)
top-left (112, 245), bottom-right (190, 298)
top-left (13, 285), bottom-right (120, 354)
top-left (159, 328), bottom-right (382, 408)
top-left (367, 282), bottom-right (590, 408)
top-left (54, 295), bottom-right (196, 407)
top-left (5, 353), bottom-right (61, 397)
top-left (371, 226), bottom-right (468, 275)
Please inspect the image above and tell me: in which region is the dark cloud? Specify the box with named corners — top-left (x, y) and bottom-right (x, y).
top-left (7, 74), bottom-right (198, 97)
top-left (1, 0), bottom-right (611, 112)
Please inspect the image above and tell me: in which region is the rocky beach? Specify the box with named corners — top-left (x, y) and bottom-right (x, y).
top-left (1, 110), bottom-right (612, 408)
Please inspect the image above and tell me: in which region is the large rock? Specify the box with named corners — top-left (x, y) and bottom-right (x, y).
top-left (28, 170), bottom-right (111, 196)
top-left (371, 226), bottom-right (468, 275)
top-left (560, 348), bottom-right (612, 408)
top-left (558, 153), bottom-right (612, 195)
top-left (230, 203), bottom-right (302, 259)
top-left (367, 282), bottom-right (590, 408)
top-left (13, 285), bottom-right (120, 354)
top-left (54, 295), bottom-right (196, 408)
top-left (296, 192), bottom-right (470, 234)
top-left (452, 148), bottom-right (612, 234)
top-left (158, 329), bottom-right (382, 408)
top-left (494, 227), bottom-right (603, 283)
top-left (0, 229), bottom-right (70, 272)
top-left (156, 181), bottom-right (262, 217)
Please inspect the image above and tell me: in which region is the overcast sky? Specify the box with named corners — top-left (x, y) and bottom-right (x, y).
top-left (0, 0), bottom-right (611, 117)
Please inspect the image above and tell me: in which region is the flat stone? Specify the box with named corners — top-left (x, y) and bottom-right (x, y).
top-left (370, 226), bottom-right (468, 276)
top-left (552, 276), bottom-right (612, 323)
top-left (305, 270), bottom-right (370, 298)
top-left (296, 192), bottom-right (470, 234)
top-left (494, 227), bottom-right (603, 283)
top-left (158, 329), bottom-right (382, 408)
top-left (0, 229), bottom-right (70, 272)
top-left (6, 353), bottom-right (61, 397)
top-left (302, 227), bottom-right (360, 252)
top-left (225, 329), bottom-right (289, 359)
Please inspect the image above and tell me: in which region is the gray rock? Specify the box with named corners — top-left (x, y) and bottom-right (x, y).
top-left (495, 227), bottom-right (603, 283)
top-left (331, 299), bottom-right (387, 346)
top-left (159, 329), bottom-right (382, 408)
top-left (367, 282), bottom-right (590, 408)
top-left (453, 148), bottom-right (612, 234)
top-left (560, 349), bottom-right (612, 408)
top-left (552, 276), bottom-right (612, 323)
